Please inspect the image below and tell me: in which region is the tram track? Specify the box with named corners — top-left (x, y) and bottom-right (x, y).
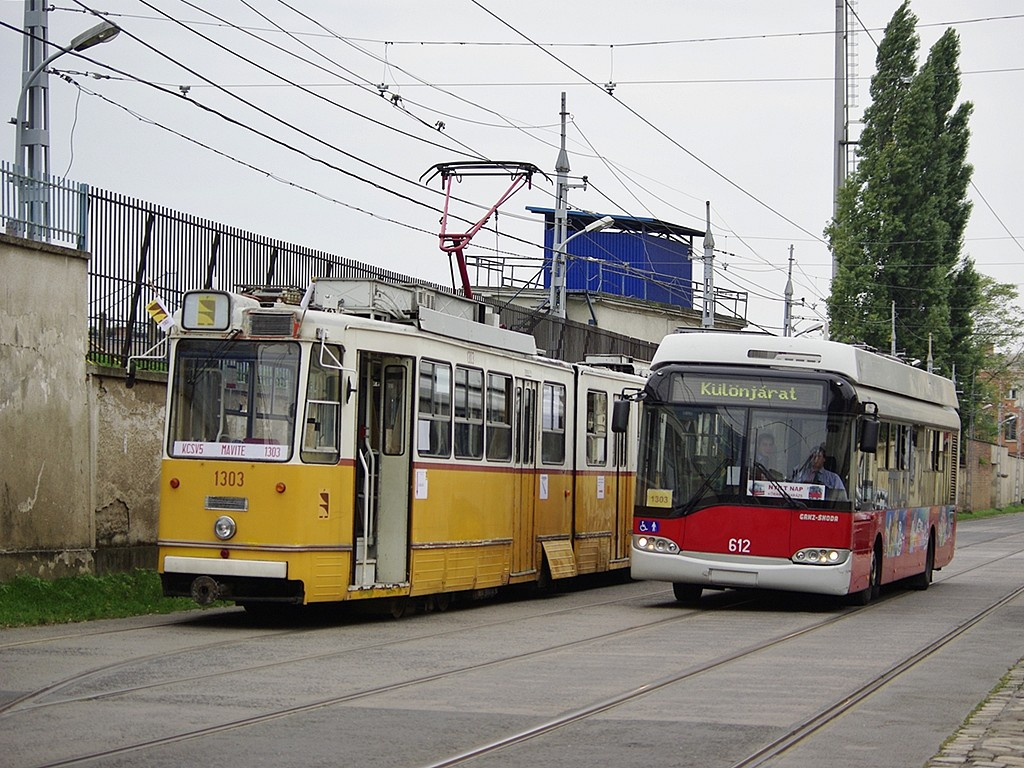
top-left (8, 527), bottom-right (1024, 768)
top-left (0, 581), bottom-right (683, 717)
top-left (414, 570), bottom-right (1024, 768)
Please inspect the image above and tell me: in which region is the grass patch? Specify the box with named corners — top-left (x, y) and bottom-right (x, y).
top-left (959, 503), bottom-right (1024, 521)
top-left (0, 570), bottom-right (204, 628)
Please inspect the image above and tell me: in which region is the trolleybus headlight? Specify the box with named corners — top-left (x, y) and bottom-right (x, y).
top-left (792, 547), bottom-right (848, 565)
top-left (632, 534), bottom-right (679, 555)
top-left (214, 515), bottom-right (236, 541)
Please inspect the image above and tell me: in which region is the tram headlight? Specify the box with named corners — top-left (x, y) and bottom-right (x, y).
top-left (792, 547), bottom-right (848, 565)
top-left (632, 534), bottom-right (679, 555)
top-left (214, 515), bottom-right (236, 541)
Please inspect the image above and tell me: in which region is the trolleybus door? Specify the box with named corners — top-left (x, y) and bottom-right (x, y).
top-left (355, 352), bottom-right (412, 586)
top-left (512, 379), bottom-right (539, 576)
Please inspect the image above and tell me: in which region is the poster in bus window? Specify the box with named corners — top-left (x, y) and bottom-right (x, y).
top-left (748, 480), bottom-right (824, 500)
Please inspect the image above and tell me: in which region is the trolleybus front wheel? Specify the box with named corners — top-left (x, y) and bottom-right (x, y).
top-left (672, 582), bottom-right (703, 605)
top-left (848, 543), bottom-right (882, 606)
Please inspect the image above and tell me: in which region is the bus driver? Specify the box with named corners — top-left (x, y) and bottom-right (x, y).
top-left (793, 445), bottom-right (846, 499)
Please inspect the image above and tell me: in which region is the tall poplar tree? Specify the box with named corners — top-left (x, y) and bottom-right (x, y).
top-left (826, 2), bottom-right (975, 382)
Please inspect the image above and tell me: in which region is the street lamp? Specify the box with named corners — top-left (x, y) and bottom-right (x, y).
top-left (549, 215), bottom-right (615, 320)
top-left (12, 19), bottom-right (119, 238)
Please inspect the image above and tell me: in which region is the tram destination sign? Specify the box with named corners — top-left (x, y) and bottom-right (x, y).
top-left (672, 374), bottom-right (826, 410)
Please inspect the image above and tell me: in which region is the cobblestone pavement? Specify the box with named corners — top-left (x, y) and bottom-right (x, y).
top-left (925, 660), bottom-right (1024, 767)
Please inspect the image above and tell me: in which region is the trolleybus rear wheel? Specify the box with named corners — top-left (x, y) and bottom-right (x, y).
top-left (672, 582), bottom-right (703, 605)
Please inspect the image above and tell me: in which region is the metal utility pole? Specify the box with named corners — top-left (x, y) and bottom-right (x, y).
top-left (701, 201), bottom-right (715, 329)
top-left (549, 92), bottom-right (571, 319)
top-left (832, 0), bottom-right (860, 281)
top-left (13, 3), bottom-right (119, 239)
top-left (891, 300), bottom-right (896, 356)
top-left (16, 1), bottom-right (50, 183)
top-left (783, 245), bottom-right (794, 337)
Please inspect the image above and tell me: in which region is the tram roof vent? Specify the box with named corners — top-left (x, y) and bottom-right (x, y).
top-left (247, 310), bottom-right (297, 337)
top-left (748, 349), bottom-right (822, 364)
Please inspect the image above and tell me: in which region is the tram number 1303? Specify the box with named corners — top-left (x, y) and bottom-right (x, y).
top-left (214, 470), bottom-right (245, 487)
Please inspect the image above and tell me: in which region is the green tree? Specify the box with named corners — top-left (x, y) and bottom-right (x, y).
top-left (826, 2), bottom-right (975, 383)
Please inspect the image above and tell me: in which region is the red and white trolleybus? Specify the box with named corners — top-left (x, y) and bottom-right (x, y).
top-left (617, 331), bottom-right (959, 605)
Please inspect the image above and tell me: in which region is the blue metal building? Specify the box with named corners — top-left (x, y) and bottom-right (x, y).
top-left (528, 207), bottom-right (703, 309)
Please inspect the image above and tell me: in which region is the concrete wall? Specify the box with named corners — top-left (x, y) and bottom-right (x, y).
top-left (964, 439), bottom-right (1024, 512)
top-left (0, 234), bottom-right (93, 579)
top-left (88, 366), bottom-right (165, 574)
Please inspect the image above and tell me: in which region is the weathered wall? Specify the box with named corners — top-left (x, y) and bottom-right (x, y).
top-left (0, 234), bottom-right (93, 579)
top-left (963, 439), bottom-right (1024, 512)
top-left (88, 366), bottom-right (165, 574)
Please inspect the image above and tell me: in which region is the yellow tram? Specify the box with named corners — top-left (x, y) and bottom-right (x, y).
top-left (154, 279), bottom-right (645, 611)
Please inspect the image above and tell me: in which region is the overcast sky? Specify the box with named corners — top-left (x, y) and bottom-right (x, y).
top-left (3, 1), bottom-right (1021, 337)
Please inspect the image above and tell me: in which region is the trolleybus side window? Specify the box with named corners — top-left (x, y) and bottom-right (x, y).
top-left (586, 390), bottom-right (608, 466)
top-left (454, 365), bottom-right (484, 460)
top-left (301, 343), bottom-right (342, 464)
top-left (486, 372), bottom-right (513, 462)
top-left (541, 382), bottom-right (566, 464)
top-left (418, 360), bottom-right (452, 458)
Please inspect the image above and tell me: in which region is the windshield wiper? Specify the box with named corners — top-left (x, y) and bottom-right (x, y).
top-left (678, 456), bottom-right (729, 516)
top-left (752, 461), bottom-right (806, 509)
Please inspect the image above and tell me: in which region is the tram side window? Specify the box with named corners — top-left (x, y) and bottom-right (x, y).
top-left (541, 382), bottom-right (566, 464)
top-left (486, 373), bottom-right (513, 462)
top-left (454, 365), bottom-right (484, 460)
top-left (301, 344), bottom-right (342, 464)
top-left (418, 360), bottom-right (452, 458)
top-left (586, 390), bottom-right (608, 466)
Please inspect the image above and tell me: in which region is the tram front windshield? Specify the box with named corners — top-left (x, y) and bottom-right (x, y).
top-left (168, 340), bottom-right (300, 460)
top-left (636, 371), bottom-right (855, 516)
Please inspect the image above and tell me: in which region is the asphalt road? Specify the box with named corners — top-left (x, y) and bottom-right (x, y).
top-left (2, 513), bottom-right (1024, 768)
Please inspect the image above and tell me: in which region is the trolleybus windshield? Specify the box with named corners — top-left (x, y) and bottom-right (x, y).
top-left (168, 340), bottom-right (300, 461)
top-left (636, 371), bottom-right (855, 516)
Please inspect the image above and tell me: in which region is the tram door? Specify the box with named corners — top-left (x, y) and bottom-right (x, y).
top-left (512, 379), bottom-right (539, 577)
top-left (355, 352), bottom-right (413, 586)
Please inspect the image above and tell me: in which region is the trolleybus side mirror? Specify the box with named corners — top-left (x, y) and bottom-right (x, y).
top-left (611, 399), bottom-right (630, 434)
top-left (859, 402), bottom-right (880, 453)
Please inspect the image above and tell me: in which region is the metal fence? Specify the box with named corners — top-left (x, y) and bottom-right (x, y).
top-left (1, 161), bottom-right (89, 248)
top-left (0, 164), bottom-right (665, 367)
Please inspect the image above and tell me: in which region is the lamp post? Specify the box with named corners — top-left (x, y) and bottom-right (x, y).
top-left (549, 215), bottom-right (615, 320)
top-left (12, 19), bottom-right (119, 239)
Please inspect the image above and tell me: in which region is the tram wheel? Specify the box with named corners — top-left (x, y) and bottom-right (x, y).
top-left (388, 597), bottom-right (410, 619)
top-left (433, 592), bottom-right (452, 612)
top-left (672, 582), bottom-right (703, 605)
